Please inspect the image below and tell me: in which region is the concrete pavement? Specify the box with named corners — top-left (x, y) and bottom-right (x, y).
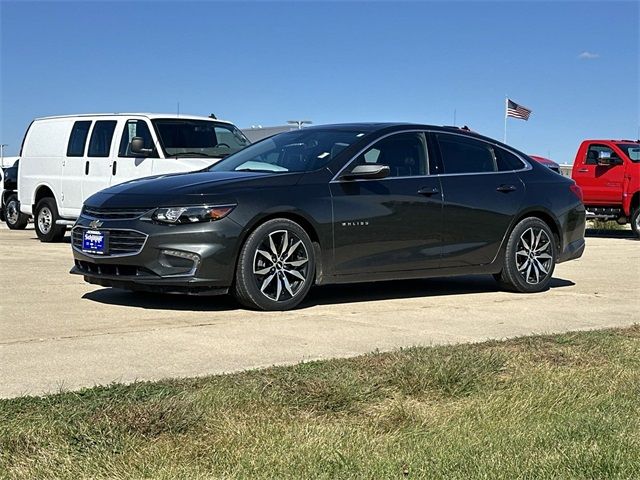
top-left (1, 224), bottom-right (638, 398)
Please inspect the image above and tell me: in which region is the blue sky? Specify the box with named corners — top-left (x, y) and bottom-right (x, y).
top-left (1, 1), bottom-right (638, 163)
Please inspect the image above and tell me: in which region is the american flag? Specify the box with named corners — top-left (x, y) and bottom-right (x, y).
top-left (506, 99), bottom-right (532, 120)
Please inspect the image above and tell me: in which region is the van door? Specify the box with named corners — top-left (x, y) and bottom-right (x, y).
top-left (111, 118), bottom-right (155, 186)
top-left (83, 120), bottom-right (117, 201)
top-left (61, 120), bottom-right (92, 216)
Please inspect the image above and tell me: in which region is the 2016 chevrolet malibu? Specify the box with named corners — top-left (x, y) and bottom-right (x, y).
top-left (70, 124), bottom-right (585, 310)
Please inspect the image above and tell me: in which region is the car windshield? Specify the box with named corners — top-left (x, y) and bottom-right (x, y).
top-left (208, 129), bottom-right (366, 173)
top-left (617, 143), bottom-right (640, 162)
top-left (152, 119), bottom-right (250, 158)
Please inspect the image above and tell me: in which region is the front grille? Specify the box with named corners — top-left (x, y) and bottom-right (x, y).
top-left (82, 206), bottom-right (151, 220)
top-left (74, 260), bottom-right (153, 277)
top-left (72, 227), bottom-right (148, 256)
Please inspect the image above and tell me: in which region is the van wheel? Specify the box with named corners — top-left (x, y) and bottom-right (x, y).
top-left (4, 194), bottom-right (29, 230)
top-left (233, 218), bottom-right (315, 311)
top-left (631, 207), bottom-right (640, 239)
top-left (495, 217), bottom-right (556, 293)
top-left (34, 198), bottom-right (66, 242)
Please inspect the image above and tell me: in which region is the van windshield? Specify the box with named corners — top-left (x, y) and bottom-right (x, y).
top-left (152, 119), bottom-right (250, 158)
top-left (617, 143), bottom-right (640, 162)
top-left (208, 129), bottom-right (366, 173)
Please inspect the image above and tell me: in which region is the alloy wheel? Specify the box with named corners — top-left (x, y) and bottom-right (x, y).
top-left (252, 229), bottom-right (309, 302)
top-left (38, 206), bottom-right (53, 234)
top-left (515, 227), bottom-right (553, 285)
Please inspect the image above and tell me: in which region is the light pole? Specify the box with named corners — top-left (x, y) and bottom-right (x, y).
top-left (0, 144), bottom-right (7, 167)
top-left (287, 120), bottom-right (312, 130)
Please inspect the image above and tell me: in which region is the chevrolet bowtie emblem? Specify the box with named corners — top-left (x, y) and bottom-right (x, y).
top-left (89, 219), bottom-right (103, 229)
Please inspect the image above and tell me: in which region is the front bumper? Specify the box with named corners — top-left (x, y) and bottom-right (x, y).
top-left (70, 214), bottom-right (243, 294)
top-left (557, 238), bottom-right (585, 263)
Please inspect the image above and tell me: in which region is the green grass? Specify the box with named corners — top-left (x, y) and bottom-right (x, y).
top-left (2, 326), bottom-right (640, 479)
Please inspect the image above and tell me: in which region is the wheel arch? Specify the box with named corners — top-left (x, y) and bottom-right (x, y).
top-left (512, 208), bottom-right (563, 251)
top-left (33, 183), bottom-right (59, 211)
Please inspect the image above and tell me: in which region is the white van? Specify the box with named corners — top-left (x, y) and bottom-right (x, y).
top-left (18, 113), bottom-right (250, 241)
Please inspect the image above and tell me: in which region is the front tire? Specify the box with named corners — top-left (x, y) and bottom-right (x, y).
top-left (34, 197), bottom-right (66, 242)
top-left (233, 218), bottom-right (315, 311)
top-left (4, 194), bottom-right (29, 230)
top-left (496, 217), bottom-right (557, 293)
top-left (631, 207), bottom-right (640, 239)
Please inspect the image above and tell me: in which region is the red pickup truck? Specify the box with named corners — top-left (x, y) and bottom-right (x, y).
top-left (571, 140), bottom-right (640, 237)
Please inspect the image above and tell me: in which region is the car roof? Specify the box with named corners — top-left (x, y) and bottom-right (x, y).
top-left (34, 113), bottom-right (234, 125)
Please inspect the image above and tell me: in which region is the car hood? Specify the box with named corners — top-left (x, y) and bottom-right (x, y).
top-left (85, 170), bottom-right (303, 209)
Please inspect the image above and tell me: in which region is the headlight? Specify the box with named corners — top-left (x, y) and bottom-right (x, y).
top-left (152, 205), bottom-right (235, 224)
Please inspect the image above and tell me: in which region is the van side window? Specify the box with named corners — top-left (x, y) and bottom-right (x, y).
top-left (88, 121), bottom-right (117, 157)
top-left (118, 120), bottom-right (156, 157)
top-left (67, 121), bottom-right (92, 157)
top-left (436, 133), bottom-right (496, 174)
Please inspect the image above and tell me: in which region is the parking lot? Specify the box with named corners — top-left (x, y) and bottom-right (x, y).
top-left (1, 224), bottom-right (638, 398)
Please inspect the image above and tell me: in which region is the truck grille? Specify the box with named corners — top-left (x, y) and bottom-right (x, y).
top-left (72, 227), bottom-right (148, 256)
top-left (82, 206), bottom-right (152, 219)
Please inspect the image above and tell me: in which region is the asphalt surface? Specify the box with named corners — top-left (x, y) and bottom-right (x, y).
top-left (1, 224), bottom-right (638, 398)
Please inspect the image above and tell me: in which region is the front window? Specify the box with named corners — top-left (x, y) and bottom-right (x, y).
top-left (209, 129), bottom-right (366, 173)
top-left (616, 143), bottom-right (640, 162)
top-left (152, 119), bottom-right (250, 158)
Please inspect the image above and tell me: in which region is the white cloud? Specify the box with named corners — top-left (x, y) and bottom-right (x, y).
top-left (578, 51), bottom-right (600, 60)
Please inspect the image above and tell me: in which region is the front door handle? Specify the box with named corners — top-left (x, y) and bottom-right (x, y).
top-left (496, 184), bottom-right (517, 193)
top-left (417, 186), bottom-right (440, 196)
top-left (112, 161), bottom-right (117, 176)
top-left (578, 168), bottom-right (589, 173)
top-left (85, 161), bottom-right (89, 175)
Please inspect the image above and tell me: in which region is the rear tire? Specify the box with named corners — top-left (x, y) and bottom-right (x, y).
top-left (631, 207), bottom-right (640, 239)
top-left (233, 218), bottom-right (315, 311)
top-left (495, 217), bottom-right (556, 293)
top-left (34, 197), bottom-right (66, 242)
top-left (4, 194), bottom-right (29, 230)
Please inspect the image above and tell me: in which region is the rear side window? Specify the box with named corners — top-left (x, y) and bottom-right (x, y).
top-left (436, 133), bottom-right (496, 174)
top-left (88, 121), bottom-right (117, 157)
top-left (118, 120), bottom-right (155, 157)
top-left (496, 147), bottom-right (525, 171)
top-left (67, 121), bottom-right (92, 157)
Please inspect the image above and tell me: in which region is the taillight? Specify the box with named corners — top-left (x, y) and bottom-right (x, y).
top-left (569, 183), bottom-right (583, 202)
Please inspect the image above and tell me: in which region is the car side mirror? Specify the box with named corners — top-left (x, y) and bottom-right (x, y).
top-left (341, 164), bottom-right (390, 180)
top-left (130, 137), bottom-right (154, 156)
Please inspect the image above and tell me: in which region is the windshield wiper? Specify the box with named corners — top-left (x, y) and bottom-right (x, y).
top-left (170, 152), bottom-right (214, 158)
top-left (235, 168), bottom-right (279, 173)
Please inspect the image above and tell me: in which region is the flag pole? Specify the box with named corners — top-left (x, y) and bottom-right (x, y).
top-left (504, 96), bottom-right (508, 143)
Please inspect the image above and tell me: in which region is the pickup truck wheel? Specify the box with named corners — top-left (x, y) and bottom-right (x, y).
top-left (631, 208), bottom-right (640, 238)
top-left (34, 197), bottom-right (66, 242)
top-left (233, 218), bottom-right (315, 311)
top-left (4, 194), bottom-right (29, 230)
top-left (495, 217), bottom-right (556, 293)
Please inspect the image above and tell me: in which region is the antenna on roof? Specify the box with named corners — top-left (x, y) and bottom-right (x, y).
top-left (209, 113), bottom-right (217, 119)
top-left (177, 101), bottom-right (180, 117)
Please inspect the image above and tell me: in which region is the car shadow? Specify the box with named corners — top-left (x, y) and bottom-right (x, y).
top-left (82, 275), bottom-right (575, 312)
top-left (585, 228), bottom-right (637, 240)
top-left (299, 275), bottom-right (574, 308)
top-left (82, 288), bottom-right (238, 311)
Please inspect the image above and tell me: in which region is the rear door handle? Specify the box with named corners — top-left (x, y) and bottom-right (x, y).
top-left (85, 161), bottom-right (89, 175)
top-left (578, 168), bottom-right (589, 173)
top-left (417, 187), bottom-right (440, 196)
top-left (496, 184), bottom-right (517, 193)
top-left (112, 161), bottom-right (117, 176)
